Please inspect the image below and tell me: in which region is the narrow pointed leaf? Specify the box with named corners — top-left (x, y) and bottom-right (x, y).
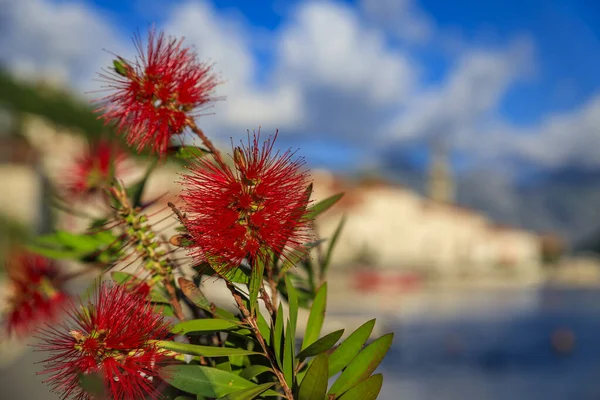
top-left (218, 382), bottom-right (275, 400)
top-left (272, 303), bottom-right (284, 368)
top-left (156, 341), bottom-right (260, 357)
top-left (305, 193), bottom-right (344, 220)
top-left (337, 374), bottom-right (383, 400)
top-left (239, 365), bottom-right (272, 381)
top-left (172, 319), bottom-right (240, 335)
top-left (321, 216), bottom-right (346, 279)
top-left (302, 282), bottom-right (327, 350)
top-left (297, 329), bottom-right (344, 360)
top-left (284, 275), bottom-right (298, 336)
top-left (297, 353), bottom-right (329, 400)
top-left (283, 319), bottom-right (295, 389)
top-left (160, 365), bottom-right (280, 398)
top-left (249, 257), bottom-right (265, 314)
top-left (328, 319), bottom-right (376, 377)
top-left (178, 277), bottom-right (238, 321)
top-left (328, 333), bottom-right (393, 397)
top-left (256, 311), bottom-right (271, 346)
top-left (199, 263), bottom-right (251, 284)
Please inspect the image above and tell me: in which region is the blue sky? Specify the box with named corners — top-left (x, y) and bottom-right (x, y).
top-left (2, 0), bottom-right (600, 176)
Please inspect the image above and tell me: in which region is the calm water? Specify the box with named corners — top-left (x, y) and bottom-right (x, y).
top-left (378, 287), bottom-right (600, 400)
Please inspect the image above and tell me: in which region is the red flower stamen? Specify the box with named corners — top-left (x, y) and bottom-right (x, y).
top-left (180, 131), bottom-right (313, 272)
top-left (35, 283), bottom-right (172, 400)
top-left (62, 139), bottom-right (126, 199)
top-left (94, 28), bottom-right (220, 156)
top-left (3, 252), bottom-right (69, 337)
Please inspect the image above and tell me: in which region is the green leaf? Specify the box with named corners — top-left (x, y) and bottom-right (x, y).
top-left (173, 145), bottom-right (211, 162)
top-left (201, 263), bottom-right (250, 284)
top-left (272, 303), bottom-right (284, 368)
top-left (155, 304), bottom-right (175, 317)
top-left (127, 160), bottom-right (157, 207)
top-left (305, 193), bottom-right (344, 220)
top-left (160, 365), bottom-right (280, 398)
top-left (218, 382), bottom-right (275, 400)
top-left (174, 397), bottom-right (195, 400)
top-left (239, 365), bottom-right (272, 381)
top-left (178, 277), bottom-right (238, 321)
top-left (301, 282), bottom-right (327, 350)
top-left (27, 230), bottom-right (118, 261)
top-left (172, 319), bottom-right (240, 335)
top-left (297, 329), bottom-right (344, 360)
top-left (78, 372), bottom-right (106, 399)
top-left (249, 258), bottom-right (265, 315)
top-left (321, 216), bottom-right (346, 279)
top-left (256, 311), bottom-right (271, 346)
top-left (337, 374), bottom-right (383, 400)
top-left (283, 319), bottom-right (295, 390)
top-left (156, 341), bottom-right (260, 357)
top-left (297, 353), bottom-right (329, 400)
top-left (111, 271), bottom-right (170, 304)
top-left (328, 319), bottom-right (376, 377)
top-left (284, 275), bottom-right (298, 336)
top-left (328, 333), bottom-right (394, 397)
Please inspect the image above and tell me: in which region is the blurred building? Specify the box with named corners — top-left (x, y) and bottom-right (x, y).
top-left (311, 149), bottom-right (544, 285)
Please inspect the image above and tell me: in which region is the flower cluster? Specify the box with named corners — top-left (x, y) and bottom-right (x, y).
top-left (180, 132), bottom-right (312, 271)
top-left (3, 252), bottom-right (68, 336)
top-left (35, 283), bottom-right (171, 400)
top-left (95, 29), bottom-right (220, 156)
top-left (62, 139), bottom-right (125, 199)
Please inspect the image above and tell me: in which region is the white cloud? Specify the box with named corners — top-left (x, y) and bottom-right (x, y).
top-left (384, 37), bottom-right (535, 150)
top-left (360, 0), bottom-right (433, 43)
top-left (4, 0), bottom-right (600, 174)
top-left (163, 1), bottom-right (304, 135)
top-left (492, 94), bottom-right (600, 168)
top-left (279, 1), bottom-right (415, 105)
top-left (0, 0), bottom-right (128, 92)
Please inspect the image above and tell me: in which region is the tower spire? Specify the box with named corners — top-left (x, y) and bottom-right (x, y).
top-left (427, 138), bottom-right (454, 203)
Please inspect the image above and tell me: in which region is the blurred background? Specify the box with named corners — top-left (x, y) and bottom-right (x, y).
top-left (2, 0), bottom-right (600, 398)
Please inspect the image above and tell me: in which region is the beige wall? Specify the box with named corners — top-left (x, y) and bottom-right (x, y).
top-left (311, 169), bottom-right (543, 280)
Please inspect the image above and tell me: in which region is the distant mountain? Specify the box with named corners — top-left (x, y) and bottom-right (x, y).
top-left (380, 155), bottom-right (600, 250)
top-left (457, 166), bottom-right (600, 249)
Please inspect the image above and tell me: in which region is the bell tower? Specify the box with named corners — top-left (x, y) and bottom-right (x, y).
top-left (427, 140), bottom-right (455, 203)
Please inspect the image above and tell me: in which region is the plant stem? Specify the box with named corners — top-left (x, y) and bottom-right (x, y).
top-left (165, 279), bottom-right (186, 321)
top-left (226, 282), bottom-right (294, 400)
top-left (187, 120), bottom-right (226, 168)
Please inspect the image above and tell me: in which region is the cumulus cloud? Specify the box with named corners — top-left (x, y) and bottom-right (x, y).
top-left (359, 0), bottom-right (433, 43)
top-left (279, 1), bottom-right (415, 105)
top-left (493, 94), bottom-right (600, 169)
top-left (0, 0), bottom-right (129, 91)
top-left (2, 0), bottom-right (600, 175)
top-left (163, 1), bottom-right (305, 135)
top-left (385, 38), bottom-right (534, 146)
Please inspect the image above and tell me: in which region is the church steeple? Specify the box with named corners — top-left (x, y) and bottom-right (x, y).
top-left (427, 140), bottom-right (454, 203)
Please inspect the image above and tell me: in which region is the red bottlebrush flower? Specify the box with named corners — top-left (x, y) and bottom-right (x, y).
top-left (180, 131), bottom-right (312, 272)
top-left (94, 28), bottom-right (220, 156)
top-left (35, 283), bottom-right (172, 400)
top-left (62, 139), bottom-right (126, 199)
top-left (3, 252), bottom-right (69, 336)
